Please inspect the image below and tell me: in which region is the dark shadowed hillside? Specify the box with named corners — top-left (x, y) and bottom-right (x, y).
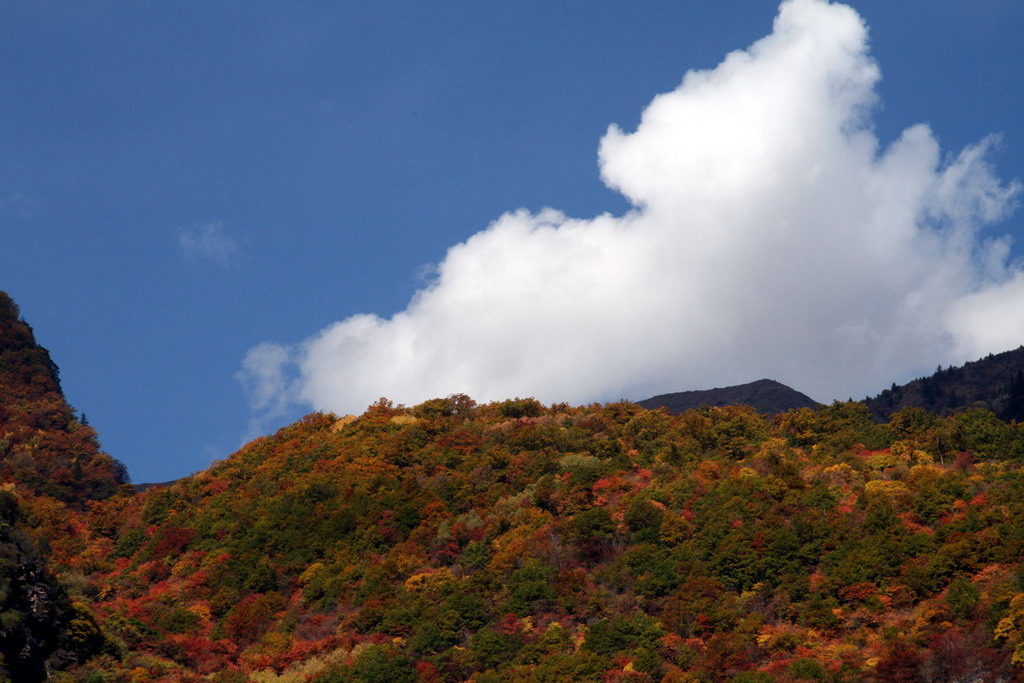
top-left (863, 346), bottom-right (1024, 422)
top-left (638, 378), bottom-right (821, 414)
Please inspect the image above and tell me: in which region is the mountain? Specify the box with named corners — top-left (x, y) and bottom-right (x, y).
top-left (863, 345), bottom-right (1024, 422)
top-left (637, 378), bottom-right (821, 414)
top-left (0, 291), bottom-right (128, 504)
top-left (0, 292), bottom-right (122, 680)
top-left (9, 290), bottom-right (1024, 680)
top-left (57, 397), bottom-right (1024, 680)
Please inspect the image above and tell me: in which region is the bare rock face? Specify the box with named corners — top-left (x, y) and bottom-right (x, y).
top-left (0, 489), bottom-right (68, 681)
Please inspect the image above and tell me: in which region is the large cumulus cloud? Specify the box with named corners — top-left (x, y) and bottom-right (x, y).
top-left (240, 0), bottom-right (1021, 422)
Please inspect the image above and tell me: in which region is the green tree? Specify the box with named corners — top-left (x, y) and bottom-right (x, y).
top-left (350, 644), bottom-right (417, 683)
top-left (566, 506), bottom-right (617, 562)
top-left (949, 409), bottom-right (1009, 459)
top-left (471, 627), bottom-right (521, 671)
top-left (505, 558), bottom-right (555, 615)
top-left (944, 575), bottom-right (980, 620)
top-left (583, 613), bottom-right (664, 656)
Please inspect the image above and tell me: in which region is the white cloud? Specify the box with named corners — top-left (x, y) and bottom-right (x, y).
top-left (240, 0), bottom-right (1021, 422)
top-left (178, 221), bottom-right (244, 268)
top-left (235, 342), bottom-right (297, 439)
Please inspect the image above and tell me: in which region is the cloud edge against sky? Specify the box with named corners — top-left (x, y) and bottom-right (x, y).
top-left (239, 0), bottom-right (1022, 429)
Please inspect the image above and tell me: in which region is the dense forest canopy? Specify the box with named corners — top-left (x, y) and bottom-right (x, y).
top-left (5, 290), bottom-right (1024, 681)
top-left (14, 396), bottom-right (1024, 681)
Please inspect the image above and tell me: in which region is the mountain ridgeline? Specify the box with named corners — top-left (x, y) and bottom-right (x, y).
top-left (0, 291), bottom-right (128, 504)
top-left (8, 289), bottom-right (1024, 680)
top-left (638, 379), bottom-right (821, 415)
top-left (639, 348), bottom-right (1024, 424)
top-left (863, 345), bottom-right (1024, 422)
top-left (0, 292), bottom-right (126, 678)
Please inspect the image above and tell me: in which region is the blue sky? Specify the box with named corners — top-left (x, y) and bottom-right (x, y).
top-left (2, 1), bottom-right (1022, 483)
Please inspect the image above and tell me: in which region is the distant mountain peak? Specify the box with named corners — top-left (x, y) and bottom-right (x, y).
top-left (637, 378), bottom-right (820, 415)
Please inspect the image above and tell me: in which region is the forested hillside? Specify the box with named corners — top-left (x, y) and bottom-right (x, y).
top-left (864, 346), bottom-right (1024, 423)
top-left (53, 398), bottom-right (1024, 681)
top-left (7, 290), bottom-right (1024, 681)
top-left (0, 292), bottom-right (127, 679)
top-left (0, 291), bottom-right (127, 504)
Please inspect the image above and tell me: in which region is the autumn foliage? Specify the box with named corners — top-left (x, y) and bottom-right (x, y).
top-left (24, 396), bottom-right (1024, 681)
top-left (8, 290), bottom-right (1024, 680)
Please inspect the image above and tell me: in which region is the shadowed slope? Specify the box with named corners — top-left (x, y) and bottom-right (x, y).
top-left (638, 378), bottom-right (821, 415)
